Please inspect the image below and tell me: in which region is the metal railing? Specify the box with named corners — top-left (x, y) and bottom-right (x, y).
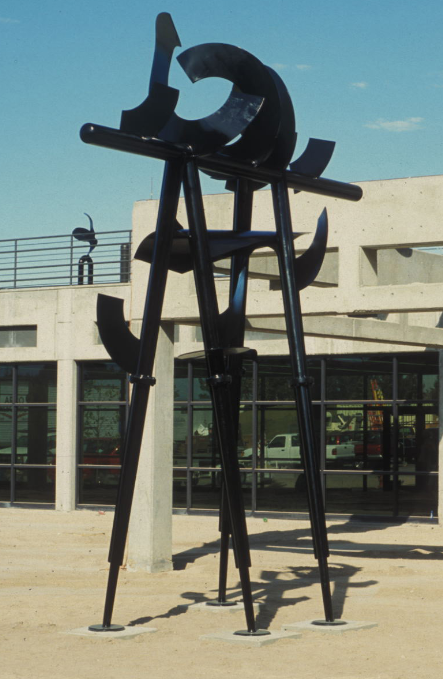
top-left (0, 230), bottom-right (131, 289)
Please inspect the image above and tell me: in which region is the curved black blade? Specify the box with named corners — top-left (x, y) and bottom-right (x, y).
top-left (135, 229), bottom-right (305, 274)
top-left (174, 43), bottom-right (279, 162)
top-left (295, 208), bottom-right (328, 290)
top-left (120, 82), bottom-right (179, 137)
top-left (290, 138), bottom-right (336, 178)
top-left (149, 12), bottom-right (181, 89)
top-left (96, 294), bottom-right (140, 374)
top-left (158, 91), bottom-right (264, 155)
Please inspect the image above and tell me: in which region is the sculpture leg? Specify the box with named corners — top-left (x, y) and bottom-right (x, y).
top-left (89, 159), bottom-right (184, 631)
top-left (271, 178), bottom-right (334, 622)
top-left (215, 179), bottom-right (254, 605)
top-left (183, 160), bottom-right (266, 635)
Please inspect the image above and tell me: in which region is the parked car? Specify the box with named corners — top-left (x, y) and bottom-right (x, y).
top-left (242, 432), bottom-right (355, 469)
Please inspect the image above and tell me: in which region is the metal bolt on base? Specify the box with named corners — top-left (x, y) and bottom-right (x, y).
top-left (88, 623), bottom-right (126, 632)
top-left (311, 620), bottom-right (347, 627)
top-left (234, 629), bottom-right (271, 636)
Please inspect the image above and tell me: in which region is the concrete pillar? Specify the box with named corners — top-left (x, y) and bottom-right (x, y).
top-left (438, 351), bottom-right (443, 522)
top-left (55, 359), bottom-right (77, 511)
top-left (127, 322), bottom-right (175, 572)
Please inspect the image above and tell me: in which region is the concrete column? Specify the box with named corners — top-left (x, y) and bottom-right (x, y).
top-left (127, 322), bottom-right (175, 572)
top-left (55, 359), bottom-right (77, 511)
top-left (438, 351), bottom-right (443, 522)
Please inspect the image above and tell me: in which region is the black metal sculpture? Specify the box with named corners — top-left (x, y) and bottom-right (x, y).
top-left (72, 213), bottom-right (97, 285)
top-left (81, 13), bottom-right (362, 635)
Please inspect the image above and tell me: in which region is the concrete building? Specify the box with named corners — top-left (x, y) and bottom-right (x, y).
top-left (1, 174), bottom-right (442, 569)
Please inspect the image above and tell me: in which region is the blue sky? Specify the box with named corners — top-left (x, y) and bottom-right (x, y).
top-left (1, 0), bottom-right (442, 239)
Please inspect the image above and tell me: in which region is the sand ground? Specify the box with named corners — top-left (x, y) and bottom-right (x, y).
top-left (1, 508), bottom-right (443, 679)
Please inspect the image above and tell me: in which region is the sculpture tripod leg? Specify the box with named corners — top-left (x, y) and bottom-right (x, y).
top-left (271, 178), bottom-right (334, 623)
top-left (215, 179), bottom-right (254, 606)
top-left (89, 159), bottom-right (184, 631)
top-left (183, 160), bottom-right (266, 635)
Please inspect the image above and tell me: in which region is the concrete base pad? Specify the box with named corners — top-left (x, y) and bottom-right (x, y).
top-left (282, 619), bottom-right (378, 635)
top-left (183, 600), bottom-right (263, 614)
top-left (200, 629), bottom-right (301, 646)
top-left (66, 626), bottom-right (157, 639)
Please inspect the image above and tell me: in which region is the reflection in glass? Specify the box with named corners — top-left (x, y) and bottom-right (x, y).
top-left (14, 468), bottom-right (55, 503)
top-left (192, 363), bottom-right (211, 401)
top-left (256, 472), bottom-right (309, 512)
top-left (78, 468), bottom-right (120, 505)
top-left (0, 407), bottom-right (12, 462)
top-left (173, 407), bottom-right (188, 466)
top-left (325, 474), bottom-right (393, 515)
top-left (326, 356), bottom-right (392, 401)
top-left (191, 407), bottom-right (219, 467)
top-left (80, 362), bottom-right (127, 402)
top-left (174, 362), bottom-right (189, 401)
top-left (0, 468), bottom-right (11, 502)
top-left (17, 363), bottom-right (57, 403)
top-left (16, 407), bottom-right (56, 465)
top-left (172, 470), bottom-right (187, 507)
top-left (191, 470), bottom-right (251, 510)
top-left (79, 405), bottom-right (125, 465)
top-left (397, 474), bottom-right (437, 517)
top-left (398, 353), bottom-right (438, 401)
top-left (0, 367), bottom-right (13, 404)
top-left (258, 358), bottom-right (292, 401)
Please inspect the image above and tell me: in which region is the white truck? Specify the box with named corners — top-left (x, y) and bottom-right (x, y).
top-left (241, 432), bottom-right (355, 469)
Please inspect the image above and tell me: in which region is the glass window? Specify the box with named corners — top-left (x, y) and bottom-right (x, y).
top-left (14, 468), bottom-right (55, 503)
top-left (173, 470), bottom-right (187, 507)
top-left (80, 362), bottom-right (127, 402)
top-left (326, 356), bottom-right (392, 401)
top-left (0, 407), bottom-right (12, 462)
top-left (397, 473), bottom-right (437, 517)
top-left (0, 326), bottom-right (37, 348)
top-left (325, 473), bottom-right (394, 516)
top-left (174, 362), bottom-right (189, 401)
top-left (398, 353), bottom-right (438, 401)
top-left (0, 468), bottom-right (10, 502)
top-left (256, 472), bottom-right (309, 512)
top-left (192, 363), bottom-right (211, 401)
top-left (78, 469), bottom-right (120, 505)
top-left (17, 363), bottom-right (57, 403)
top-left (0, 367), bottom-right (13, 403)
top-left (191, 407), bottom-right (219, 467)
top-left (257, 358), bottom-right (292, 401)
top-left (191, 469), bottom-right (251, 510)
top-left (173, 407), bottom-right (188, 466)
top-left (16, 406), bottom-right (56, 465)
top-left (79, 405), bottom-right (125, 465)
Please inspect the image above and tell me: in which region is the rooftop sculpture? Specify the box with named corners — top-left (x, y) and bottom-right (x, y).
top-left (81, 12), bottom-right (362, 636)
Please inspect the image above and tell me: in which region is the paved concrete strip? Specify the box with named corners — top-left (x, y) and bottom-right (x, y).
top-left (200, 629), bottom-right (302, 646)
top-left (282, 619), bottom-right (378, 634)
top-left (65, 626), bottom-right (157, 639)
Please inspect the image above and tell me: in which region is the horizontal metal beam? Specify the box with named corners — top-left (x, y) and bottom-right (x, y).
top-left (80, 124), bottom-right (363, 202)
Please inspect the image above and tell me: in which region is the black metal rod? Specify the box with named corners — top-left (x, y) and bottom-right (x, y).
top-left (80, 123), bottom-right (362, 202)
top-left (183, 159), bottom-right (256, 633)
top-left (271, 177), bottom-right (334, 622)
top-left (217, 179), bottom-right (254, 601)
top-left (101, 158), bottom-right (184, 628)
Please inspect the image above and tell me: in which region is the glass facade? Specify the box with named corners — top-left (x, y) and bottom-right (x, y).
top-left (0, 363), bottom-right (57, 504)
top-left (173, 352), bottom-right (440, 519)
top-left (77, 362), bottom-right (128, 506)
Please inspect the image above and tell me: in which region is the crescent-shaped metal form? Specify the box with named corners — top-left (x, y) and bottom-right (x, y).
top-left (176, 43), bottom-right (282, 165)
top-left (72, 213), bottom-right (97, 253)
top-left (134, 228), bottom-right (305, 274)
top-left (293, 208), bottom-right (328, 290)
top-left (290, 138), bottom-right (336, 178)
top-left (96, 294), bottom-right (140, 375)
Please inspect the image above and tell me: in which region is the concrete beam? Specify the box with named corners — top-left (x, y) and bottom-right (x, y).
top-left (245, 315), bottom-right (443, 348)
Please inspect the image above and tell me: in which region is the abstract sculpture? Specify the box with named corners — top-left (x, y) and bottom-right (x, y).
top-left (81, 13), bottom-right (362, 635)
